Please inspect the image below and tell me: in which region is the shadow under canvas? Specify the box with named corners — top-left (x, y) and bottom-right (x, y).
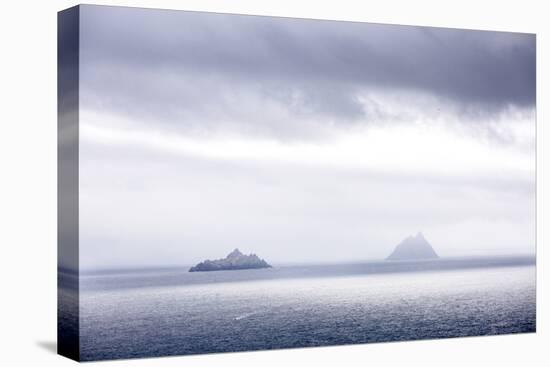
top-left (36, 340), bottom-right (57, 355)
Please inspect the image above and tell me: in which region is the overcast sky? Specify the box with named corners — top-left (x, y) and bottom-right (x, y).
top-left (77, 5), bottom-right (535, 270)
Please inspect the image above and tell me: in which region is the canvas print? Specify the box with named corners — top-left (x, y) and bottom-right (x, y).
top-left (58, 5), bottom-right (536, 362)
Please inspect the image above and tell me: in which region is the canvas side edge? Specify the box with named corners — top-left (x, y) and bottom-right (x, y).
top-left (57, 5), bottom-right (80, 362)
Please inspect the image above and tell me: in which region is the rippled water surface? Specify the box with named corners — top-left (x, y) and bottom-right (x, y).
top-left (76, 260), bottom-right (536, 361)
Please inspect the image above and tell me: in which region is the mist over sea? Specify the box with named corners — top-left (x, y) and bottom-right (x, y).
top-left (62, 256), bottom-right (536, 361)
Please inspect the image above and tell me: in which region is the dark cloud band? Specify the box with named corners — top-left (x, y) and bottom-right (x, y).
top-left (79, 5), bottom-right (535, 138)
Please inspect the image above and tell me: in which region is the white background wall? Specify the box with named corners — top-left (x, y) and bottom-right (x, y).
top-left (0, 0), bottom-right (547, 366)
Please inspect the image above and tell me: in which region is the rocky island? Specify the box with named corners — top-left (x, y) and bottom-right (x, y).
top-left (189, 249), bottom-right (272, 272)
top-left (386, 232), bottom-right (439, 261)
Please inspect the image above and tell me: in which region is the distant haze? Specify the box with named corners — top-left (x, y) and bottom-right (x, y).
top-left (73, 5), bottom-right (535, 270)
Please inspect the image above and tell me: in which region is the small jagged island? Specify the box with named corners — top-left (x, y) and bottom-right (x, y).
top-left (189, 248), bottom-right (272, 272)
top-left (386, 232), bottom-right (439, 261)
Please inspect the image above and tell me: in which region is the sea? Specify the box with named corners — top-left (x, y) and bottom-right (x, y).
top-left (61, 256), bottom-right (536, 361)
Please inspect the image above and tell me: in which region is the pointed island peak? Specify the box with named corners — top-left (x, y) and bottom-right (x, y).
top-left (386, 232), bottom-right (439, 261)
top-left (227, 248), bottom-right (243, 258)
top-left (189, 249), bottom-right (271, 272)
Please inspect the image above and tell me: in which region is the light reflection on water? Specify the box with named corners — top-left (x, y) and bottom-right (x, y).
top-left (75, 264), bottom-right (535, 361)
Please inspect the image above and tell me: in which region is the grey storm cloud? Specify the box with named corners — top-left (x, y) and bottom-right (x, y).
top-left (79, 5), bottom-right (535, 138)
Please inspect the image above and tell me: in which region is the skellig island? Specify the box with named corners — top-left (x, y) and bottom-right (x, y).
top-left (189, 249), bottom-right (272, 272)
top-left (386, 232), bottom-right (439, 261)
